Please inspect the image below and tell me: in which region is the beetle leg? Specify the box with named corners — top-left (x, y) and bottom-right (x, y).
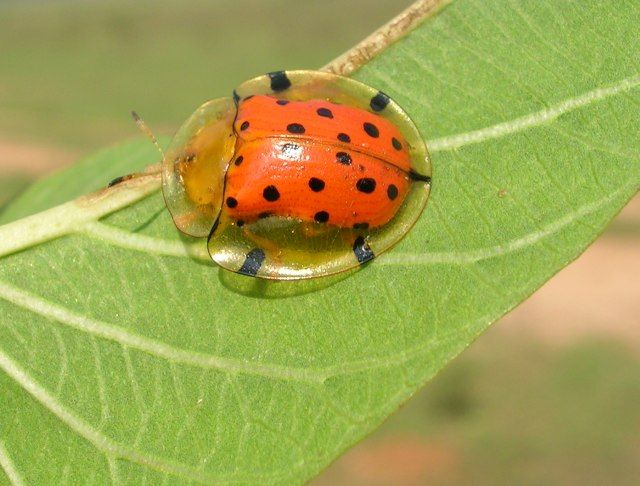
top-left (241, 226), bottom-right (283, 262)
top-left (107, 163), bottom-right (162, 188)
top-left (299, 221), bottom-right (339, 238)
top-left (108, 173), bottom-right (138, 187)
top-left (173, 210), bottom-right (201, 229)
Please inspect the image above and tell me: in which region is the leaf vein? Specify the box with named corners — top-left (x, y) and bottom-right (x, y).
top-left (379, 183), bottom-right (634, 265)
top-left (0, 440), bottom-right (24, 486)
top-left (429, 74), bottom-right (640, 151)
top-left (0, 280), bottom-right (325, 384)
top-left (0, 349), bottom-right (218, 483)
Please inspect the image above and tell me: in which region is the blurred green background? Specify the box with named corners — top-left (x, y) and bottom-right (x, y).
top-left (1, 1), bottom-right (639, 484)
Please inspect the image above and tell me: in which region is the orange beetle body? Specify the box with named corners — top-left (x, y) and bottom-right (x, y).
top-left (162, 70), bottom-right (431, 280)
top-left (225, 95), bottom-right (412, 229)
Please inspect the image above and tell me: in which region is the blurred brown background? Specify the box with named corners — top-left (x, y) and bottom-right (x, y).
top-left (1, 1), bottom-right (638, 484)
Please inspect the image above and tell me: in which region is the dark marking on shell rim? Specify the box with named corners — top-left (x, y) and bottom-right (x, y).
top-left (238, 248), bottom-right (266, 277)
top-left (268, 71), bottom-right (292, 92)
top-left (370, 91), bottom-right (390, 112)
top-left (353, 236), bottom-right (375, 264)
top-left (409, 170), bottom-right (432, 183)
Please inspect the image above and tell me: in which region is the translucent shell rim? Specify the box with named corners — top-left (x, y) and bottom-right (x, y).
top-left (162, 97), bottom-right (236, 238)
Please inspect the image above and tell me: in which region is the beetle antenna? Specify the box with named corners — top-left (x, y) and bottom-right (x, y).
top-left (131, 110), bottom-right (165, 159)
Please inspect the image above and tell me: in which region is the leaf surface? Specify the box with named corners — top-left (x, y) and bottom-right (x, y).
top-left (0, 1), bottom-right (638, 483)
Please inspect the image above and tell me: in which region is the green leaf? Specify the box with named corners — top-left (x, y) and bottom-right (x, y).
top-left (0, 175), bottom-right (31, 215)
top-left (0, 0), bottom-right (638, 483)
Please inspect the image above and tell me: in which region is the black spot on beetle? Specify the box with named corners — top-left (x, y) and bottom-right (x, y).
top-left (268, 71), bottom-right (292, 92)
top-left (314, 211), bottom-right (329, 223)
top-left (287, 123), bottom-right (305, 134)
top-left (337, 133), bottom-right (351, 143)
top-left (308, 177), bottom-right (325, 192)
top-left (387, 184), bottom-right (399, 200)
top-left (356, 177), bottom-right (376, 193)
top-left (370, 91), bottom-right (390, 112)
top-left (336, 152), bottom-right (352, 165)
top-left (263, 185), bottom-right (280, 202)
top-left (363, 122), bottom-right (379, 138)
top-left (392, 137), bottom-right (402, 150)
top-left (226, 197), bottom-right (238, 208)
top-left (234, 155), bottom-right (244, 166)
top-left (240, 121), bottom-right (250, 131)
top-left (276, 99), bottom-right (289, 106)
top-left (316, 107), bottom-right (333, 118)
